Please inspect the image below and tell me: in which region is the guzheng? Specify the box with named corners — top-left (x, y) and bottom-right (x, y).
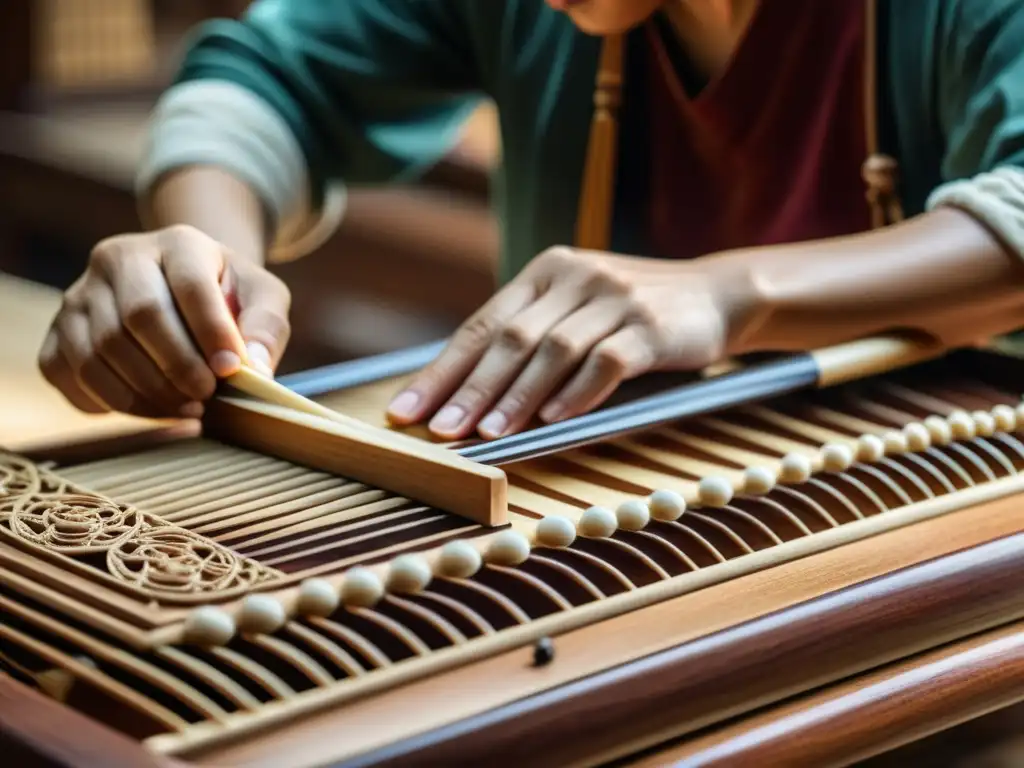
top-left (3, 336), bottom-right (1024, 767)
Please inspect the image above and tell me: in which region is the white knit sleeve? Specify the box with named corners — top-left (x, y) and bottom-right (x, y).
top-left (926, 165), bottom-right (1024, 260)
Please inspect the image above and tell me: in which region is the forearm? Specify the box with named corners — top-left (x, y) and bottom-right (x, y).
top-left (727, 207), bottom-right (1024, 353)
top-left (140, 166), bottom-right (270, 266)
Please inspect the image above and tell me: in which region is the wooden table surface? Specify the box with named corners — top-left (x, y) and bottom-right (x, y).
top-left (0, 272), bottom-right (179, 455)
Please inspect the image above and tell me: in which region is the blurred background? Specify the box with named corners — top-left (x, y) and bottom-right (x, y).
top-left (0, 0), bottom-right (500, 375)
top-left (0, 2), bottom-right (1023, 765)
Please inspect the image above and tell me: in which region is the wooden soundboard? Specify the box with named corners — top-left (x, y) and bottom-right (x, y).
top-left (3, 329), bottom-right (1024, 766)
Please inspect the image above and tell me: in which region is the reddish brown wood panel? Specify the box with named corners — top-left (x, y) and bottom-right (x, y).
top-left (342, 532), bottom-right (1024, 768)
top-left (626, 620), bottom-right (1024, 766)
top-left (0, 674), bottom-right (174, 768)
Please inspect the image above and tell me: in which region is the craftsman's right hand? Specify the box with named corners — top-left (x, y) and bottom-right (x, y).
top-left (38, 225), bottom-right (291, 419)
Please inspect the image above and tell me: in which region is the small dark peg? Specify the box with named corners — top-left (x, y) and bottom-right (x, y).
top-left (532, 636), bottom-right (555, 667)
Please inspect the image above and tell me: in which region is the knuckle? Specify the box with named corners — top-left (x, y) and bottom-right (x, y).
top-left (457, 315), bottom-right (497, 348)
top-left (626, 301), bottom-right (659, 328)
top-left (121, 301), bottom-right (162, 335)
top-left (498, 321), bottom-right (538, 353)
top-left (589, 266), bottom-right (632, 297)
top-left (88, 239), bottom-right (124, 274)
top-left (167, 361), bottom-right (216, 398)
top-left (93, 329), bottom-right (124, 359)
top-left (538, 246), bottom-right (578, 268)
top-left (540, 330), bottom-right (579, 360)
top-left (594, 345), bottom-right (629, 377)
top-left (162, 223), bottom-right (204, 246)
top-left (452, 380), bottom-right (492, 409)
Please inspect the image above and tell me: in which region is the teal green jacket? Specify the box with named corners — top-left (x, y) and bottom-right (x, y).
top-left (173, 0), bottom-right (1024, 283)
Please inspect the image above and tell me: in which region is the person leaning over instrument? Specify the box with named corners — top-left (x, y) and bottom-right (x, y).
top-left (38, 0), bottom-right (1024, 440)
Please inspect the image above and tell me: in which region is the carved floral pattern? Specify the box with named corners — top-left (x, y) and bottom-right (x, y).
top-left (0, 452), bottom-right (278, 600)
top-left (107, 527), bottom-right (272, 594)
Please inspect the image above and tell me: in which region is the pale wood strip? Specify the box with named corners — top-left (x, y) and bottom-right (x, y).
top-left (947, 444), bottom-right (997, 482)
top-left (259, 514), bottom-right (451, 567)
top-left (170, 479), bottom-right (363, 528)
top-left (226, 496), bottom-right (410, 553)
top-left (506, 483), bottom-right (586, 519)
top-left (306, 619), bottom-right (392, 668)
top-left (386, 596), bottom-right (468, 644)
top-left (971, 439), bottom-right (1019, 475)
top-left (560, 451), bottom-right (698, 498)
top-left (203, 396), bottom-right (507, 526)
top-left (589, 537), bottom-right (671, 580)
top-left (141, 464), bottom-right (314, 515)
top-left (347, 609), bottom-right (431, 656)
top-left (772, 486), bottom-right (841, 528)
top-left (657, 430), bottom-right (777, 470)
top-left (487, 565), bottom-right (575, 611)
top-left (288, 525), bottom-right (482, 581)
top-left (248, 636), bottom-right (335, 687)
top-left (688, 513), bottom-right (755, 554)
top-left (436, 578), bottom-right (532, 624)
top-left (102, 454), bottom-right (282, 501)
top-left (413, 591), bottom-right (497, 635)
top-left (528, 554), bottom-right (607, 599)
top-left (205, 647), bottom-right (295, 699)
top-left (155, 648), bottom-right (263, 712)
top-left (741, 406), bottom-right (859, 447)
top-left (58, 440), bottom-right (235, 484)
top-left (283, 624), bottom-right (366, 678)
top-left (554, 548), bottom-right (637, 590)
top-left (506, 462), bottom-right (630, 510)
top-left (617, 437), bottom-right (744, 483)
top-left (0, 624), bottom-right (188, 732)
top-left (0, 595), bottom-right (228, 721)
top-left (697, 417), bottom-right (817, 456)
top-left (656, 522), bottom-right (726, 563)
top-left (874, 381), bottom-right (961, 414)
top-left (627, 530), bottom-right (699, 571)
top-left (839, 394), bottom-right (917, 426)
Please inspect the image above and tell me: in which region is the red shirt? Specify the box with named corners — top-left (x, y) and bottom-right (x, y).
top-left (644, 0), bottom-right (871, 259)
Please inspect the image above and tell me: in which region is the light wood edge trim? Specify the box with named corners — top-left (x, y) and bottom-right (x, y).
top-left (812, 336), bottom-right (945, 387)
top-left (148, 472), bottom-right (1024, 757)
top-left (203, 396), bottom-right (508, 527)
top-left (0, 560), bottom-right (161, 651)
top-left (626, 619), bottom-right (1024, 767)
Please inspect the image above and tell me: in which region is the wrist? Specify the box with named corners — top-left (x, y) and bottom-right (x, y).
top-left (142, 166), bottom-right (270, 267)
top-left (702, 248), bottom-right (775, 357)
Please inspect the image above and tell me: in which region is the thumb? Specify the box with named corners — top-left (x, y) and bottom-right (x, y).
top-left (231, 265), bottom-right (292, 377)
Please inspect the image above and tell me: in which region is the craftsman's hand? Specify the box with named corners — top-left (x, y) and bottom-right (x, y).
top-left (38, 225), bottom-right (291, 419)
top-left (386, 246), bottom-right (760, 440)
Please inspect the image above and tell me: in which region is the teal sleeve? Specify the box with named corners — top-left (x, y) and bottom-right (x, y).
top-left (174, 0), bottom-right (489, 207)
top-left (936, 0), bottom-right (1024, 176)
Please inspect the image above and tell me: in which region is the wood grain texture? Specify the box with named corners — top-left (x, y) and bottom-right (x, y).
top-left (202, 395), bottom-right (509, 526)
top-left (173, 493), bottom-right (1024, 768)
top-left (0, 673), bottom-right (173, 768)
top-left (626, 619), bottom-right (1024, 767)
top-left (333, 531), bottom-right (1024, 768)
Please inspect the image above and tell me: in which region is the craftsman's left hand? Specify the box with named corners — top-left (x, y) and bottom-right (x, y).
top-left (386, 247), bottom-right (759, 440)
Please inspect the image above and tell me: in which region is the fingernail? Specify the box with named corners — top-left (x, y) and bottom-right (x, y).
top-left (540, 403), bottom-right (564, 423)
top-left (246, 342), bottom-right (273, 377)
top-left (179, 402), bottom-right (205, 419)
top-left (387, 390), bottom-right (420, 420)
top-left (209, 350), bottom-right (242, 377)
top-left (478, 411), bottom-right (508, 438)
top-left (429, 405), bottom-right (466, 434)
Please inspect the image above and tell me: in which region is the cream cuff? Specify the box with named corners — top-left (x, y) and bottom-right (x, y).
top-left (135, 80), bottom-right (346, 262)
top-left (926, 165), bottom-right (1024, 261)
